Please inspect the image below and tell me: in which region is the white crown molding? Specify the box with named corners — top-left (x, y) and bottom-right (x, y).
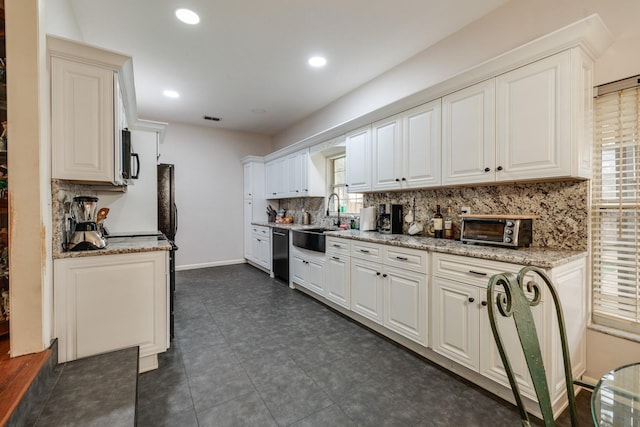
top-left (263, 13), bottom-right (613, 163)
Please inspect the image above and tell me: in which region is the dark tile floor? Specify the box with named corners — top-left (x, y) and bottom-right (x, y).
top-left (137, 264), bottom-right (592, 427)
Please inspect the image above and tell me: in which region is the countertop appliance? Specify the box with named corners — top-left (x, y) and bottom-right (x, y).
top-left (67, 196), bottom-right (107, 251)
top-left (272, 227), bottom-right (289, 284)
top-left (157, 163), bottom-right (179, 339)
top-left (378, 203), bottom-right (403, 234)
top-left (460, 215), bottom-right (536, 247)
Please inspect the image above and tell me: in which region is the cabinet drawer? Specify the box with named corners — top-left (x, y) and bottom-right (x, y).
top-left (384, 246), bottom-right (428, 274)
top-left (326, 237), bottom-right (351, 256)
top-left (351, 240), bottom-right (383, 262)
top-left (432, 253), bottom-right (524, 287)
top-left (251, 226), bottom-right (271, 239)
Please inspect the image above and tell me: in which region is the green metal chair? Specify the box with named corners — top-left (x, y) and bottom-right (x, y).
top-left (487, 266), bottom-right (593, 427)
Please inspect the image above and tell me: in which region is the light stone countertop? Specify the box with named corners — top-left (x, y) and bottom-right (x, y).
top-left (54, 235), bottom-right (172, 259)
top-left (252, 222), bottom-right (586, 269)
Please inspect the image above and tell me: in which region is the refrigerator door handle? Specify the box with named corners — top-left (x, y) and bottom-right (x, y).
top-left (173, 202), bottom-right (178, 236)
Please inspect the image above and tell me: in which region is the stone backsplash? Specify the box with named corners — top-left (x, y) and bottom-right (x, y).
top-left (274, 180), bottom-right (588, 251)
top-left (51, 180), bottom-right (98, 254)
top-left (363, 180), bottom-right (588, 251)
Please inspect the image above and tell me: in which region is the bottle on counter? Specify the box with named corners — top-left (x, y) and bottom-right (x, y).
top-left (444, 206), bottom-right (453, 239)
top-left (433, 204), bottom-right (444, 238)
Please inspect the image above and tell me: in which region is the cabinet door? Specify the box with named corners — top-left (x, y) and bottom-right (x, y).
top-left (325, 254), bottom-right (350, 309)
top-left (431, 277), bottom-right (479, 371)
top-left (54, 252), bottom-right (168, 364)
top-left (51, 57), bottom-right (116, 183)
top-left (371, 115), bottom-right (402, 191)
top-left (275, 157), bottom-right (288, 197)
top-left (287, 153), bottom-right (301, 197)
top-left (442, 79), bottom-right (495, 185)
top-left (266, 161), bottom-right (278, 198)
top-left (291, 254), bottom-right (307, 287)
top-left (251, 236), bottom-right (262, 264)
top-left (479, 292), bottom-right (545, 400)
top-left (306, 259), bottom-right (325, 295)
top-left (244, 200), bottom-right (252, 259)
top-left (259, 238), bottom-right (272, 270)
top-left (243, 163), bottom-right (253, 199)
top-left (403, 100), bottom-right (442, 188)
top-left (350, 258), bottom-right (383, 324)
top-left (345, 126), bottom-right (371, 192)
top-left (383, 266), bottom-right (427, 346)
top-left (298, 150), bottom-right (310, 195)
top-left (496, 51), bottom-right (571, 181)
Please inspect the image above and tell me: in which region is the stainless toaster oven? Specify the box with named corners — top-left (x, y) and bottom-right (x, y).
top-left (460, 215), bottom-right (535, 247)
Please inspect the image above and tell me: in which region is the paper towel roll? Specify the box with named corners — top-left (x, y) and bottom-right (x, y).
top-left (360, 207), bottom-right (377, 231)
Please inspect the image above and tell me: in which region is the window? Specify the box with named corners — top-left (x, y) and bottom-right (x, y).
top-left (329, 155), bottom-right (362, 215)
top-left (592, 77), bottom-right (640, 333)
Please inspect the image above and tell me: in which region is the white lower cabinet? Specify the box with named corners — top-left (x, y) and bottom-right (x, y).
top-left (384, 266), bottom-right (427, 346)
top-left (325, 238), bottom-right (351, 309)
top-left (290, 246), bottom-right (325, 295)
top-left (350, 258), bottom-right (384, 324)
top-left (350, 242), bottom-right (428, 345)
top-left (54, 251), bottom-right (169, 372)
top-left (249, 225), bottom-right (271, 271)
top-left (431, 252), bottom-right (586, 408)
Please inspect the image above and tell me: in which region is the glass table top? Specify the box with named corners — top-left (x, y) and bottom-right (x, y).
top-left (592, 362), bottom-right (640, 426)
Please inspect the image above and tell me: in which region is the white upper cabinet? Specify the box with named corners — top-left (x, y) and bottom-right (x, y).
top-left (371, 100), bottom-right (442, 191)
top-left (345, 126), bottom-right (372, 192)
top-left (496, 50), bottom-right (572, 181)
top-left (265, 148), bottom-right (324, 199)
top-left (442, 79), bottom-right (496, 186)
top-left (372, 115), bottom-right (403, 190)
top-left (443, 49), bottom-right (593, 186)
top-left (49, 35), bottom-right (133, 185)
top-left (402, 100), bottom-right (442, 188)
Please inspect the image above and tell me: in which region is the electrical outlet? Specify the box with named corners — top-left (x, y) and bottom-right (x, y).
top-left (461, 207), bottom-right (470, 215)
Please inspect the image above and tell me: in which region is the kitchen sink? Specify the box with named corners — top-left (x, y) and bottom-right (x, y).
top-left (291, 228), bottom-right (335, 253)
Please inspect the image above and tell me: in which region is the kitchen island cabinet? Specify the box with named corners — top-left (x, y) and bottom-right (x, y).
top-left (54, 249), bottom-right (169, 373)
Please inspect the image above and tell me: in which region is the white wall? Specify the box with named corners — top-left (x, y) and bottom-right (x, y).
top-left (44, 0), bottom-right (83, 40)
top-left (272, 0), bottom-right (640, 150)
top-left (157, 123), bottom-right (271, 269)
top-left (98, 129), bottom-right (159, 234)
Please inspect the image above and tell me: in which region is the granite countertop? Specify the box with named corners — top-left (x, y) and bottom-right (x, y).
top-left (252, 222), bottom-right (586, 269)
top-left (251, 221), bottom-right (338, 231)
top-left (54, 235), bottom-right (172, 259)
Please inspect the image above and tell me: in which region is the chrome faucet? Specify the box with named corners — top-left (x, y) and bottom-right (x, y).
top-left (326, 193), bottom-right (340, 227)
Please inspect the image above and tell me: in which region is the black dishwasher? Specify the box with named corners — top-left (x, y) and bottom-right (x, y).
top-left (272, 228), bottom-right (289, 284)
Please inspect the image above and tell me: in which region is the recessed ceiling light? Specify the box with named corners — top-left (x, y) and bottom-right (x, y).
top-left (308, 56), bottom-right (327, 67)
top-left (163, 90), bottom-right (180, 98)
top-left (175, 8), bottom-right (200, 25)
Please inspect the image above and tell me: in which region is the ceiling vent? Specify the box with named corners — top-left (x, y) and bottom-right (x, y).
top-left (203, 115), bottom-right (221, 122)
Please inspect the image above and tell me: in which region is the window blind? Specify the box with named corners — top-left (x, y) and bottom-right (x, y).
top-left (592, 84), bottom-right (640, 333)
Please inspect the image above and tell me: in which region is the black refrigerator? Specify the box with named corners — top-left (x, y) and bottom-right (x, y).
top-left (157, 163), bottom-right (178, 339)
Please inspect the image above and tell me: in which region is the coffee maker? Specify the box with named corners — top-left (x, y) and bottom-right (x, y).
top-left (67, 196), bottom-right (107, 251)
top-left (377, 203), bottom-right (403, 234)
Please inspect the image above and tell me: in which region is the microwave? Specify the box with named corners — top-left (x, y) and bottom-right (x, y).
top-left (460, 215), bottom-right (535, 247)
top-left (121, 128), bottom-right (140, 181)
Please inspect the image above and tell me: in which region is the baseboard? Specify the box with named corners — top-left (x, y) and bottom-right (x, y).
top-left (176, 259), bottom-right (246, 271)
